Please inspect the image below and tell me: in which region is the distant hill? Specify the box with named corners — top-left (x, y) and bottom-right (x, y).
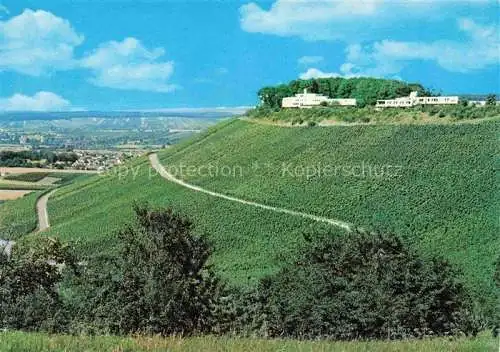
top-left (0, 108), bottom-right (249, 122)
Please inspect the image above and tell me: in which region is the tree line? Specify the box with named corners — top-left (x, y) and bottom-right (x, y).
top-left (0, 150), bottom-right (78, 167)
top-left (258, 77), bottom-right (433, 108)
top-left (1, 205), bottom-right (496, 339)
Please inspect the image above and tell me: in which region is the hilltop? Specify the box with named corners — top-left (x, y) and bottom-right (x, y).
top-left (252, 77), bottom-right (499, 125)
top-left (247, 104), bottom-right (500, 125)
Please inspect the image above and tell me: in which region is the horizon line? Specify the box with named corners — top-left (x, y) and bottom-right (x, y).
top-left (0, 106), bottom-right (255, 114)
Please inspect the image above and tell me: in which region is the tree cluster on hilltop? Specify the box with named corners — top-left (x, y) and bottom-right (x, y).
top-left (258, 77), bottom-right (433, 108)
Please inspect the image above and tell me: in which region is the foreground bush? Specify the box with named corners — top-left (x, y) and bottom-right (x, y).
top-left (70, 204), bottom-right (224, 336)
top-left (247, 229), bottom-right (479, 339)
top-left (0, 238), bottom-right (76, 332)
top-left (1, 205), bottom-right (483, 340)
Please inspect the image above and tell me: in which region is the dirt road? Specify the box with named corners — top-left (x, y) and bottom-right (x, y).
top-left (149, 153), bottom-right (352, 231)
top-left (36, 190), bottom-right (57, 231)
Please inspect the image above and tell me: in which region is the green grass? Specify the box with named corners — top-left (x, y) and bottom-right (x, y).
top-left (33, 118), bottom-right (498, 308)
top-left (45, 172), bottom-right (90, 185)
top-left (2, 172), bottom-right (89, 185)
top-left (0, 331), bottom-right (496, 352)
top-left (0, 191), bottom-right (41, 239)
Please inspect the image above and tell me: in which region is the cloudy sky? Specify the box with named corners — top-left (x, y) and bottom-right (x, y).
top-left (0, 0), bottom-right (498, 111)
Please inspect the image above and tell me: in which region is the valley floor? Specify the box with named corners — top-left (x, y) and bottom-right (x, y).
top-left (0, 332), bottom-right (497, 352)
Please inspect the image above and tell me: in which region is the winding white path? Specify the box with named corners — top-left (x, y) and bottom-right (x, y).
top-left (36, 189), bottom-right (57, 231)
top-left (149, 153), bottom-right (352, 231)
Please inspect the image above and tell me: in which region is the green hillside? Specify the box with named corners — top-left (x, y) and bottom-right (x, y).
top-left (43, 160), bottom-right (321, 285)
top-left (4, 118), bottom-right (495, 310)
top-left (156, 119), bottom-right (499, 297)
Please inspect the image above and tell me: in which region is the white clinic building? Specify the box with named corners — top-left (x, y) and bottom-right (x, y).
top-left (376, 92), bottom-right (459, 108)
top-left (282, 89), bottom-right (357, 108)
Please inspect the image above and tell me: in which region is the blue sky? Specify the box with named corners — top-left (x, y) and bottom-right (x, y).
top-left (0, 0), bottom-right (498, 111)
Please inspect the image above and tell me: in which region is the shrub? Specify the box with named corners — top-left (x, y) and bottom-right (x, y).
top-left (251, 229), bottom-right (478, 340)
top-left (0, 237), bottom-right (77, 332)
top-left (71, 204), bottom-right (225, 336)
top-left (486, 94), bottom-right (496, 106)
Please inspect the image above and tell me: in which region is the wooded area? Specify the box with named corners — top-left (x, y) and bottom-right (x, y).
top-left (258, 77), bottom-right (432, 108)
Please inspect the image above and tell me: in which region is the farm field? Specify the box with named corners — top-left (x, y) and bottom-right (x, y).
top-left (6, 117), bottom-right (496, 310)
top-left (1, 172), bottom-right (90, 187)
top-left (3, 172), bottom-right (51, 182)
top-left (0, 183), bottom-right (47, 190)
top-left (0, 190), bottom-right (32, 200)
top-left (0, 331), bottom-right (496, 352)
top-left (0, 167), bottom-right (98, 175)
top-left (0, 191), bottom-right (41, 239)
top-left (0, 171), bottom-right (92, 239)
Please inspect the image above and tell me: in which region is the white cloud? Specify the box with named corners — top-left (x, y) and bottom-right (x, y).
top-left (342, 18), bottom-right (499, 75)
top-left (300, 18), bottom-right (499, 79)
top-left (240, 0), bottom-right (492, 41)
top-left (0, 11), bottom-right (178, 93)
top-left (298, 56), bottom-right (324, 65)
top-left (0, 9), bottom-right (83, 75)
top-left (0, 91), bottom-right (71, 111)
top-left (240, 0), bottom-right (382, 40)
top-left (80, 37), bottom-right (177, 93)
top-left (299, 68), bottom-right (341, 79)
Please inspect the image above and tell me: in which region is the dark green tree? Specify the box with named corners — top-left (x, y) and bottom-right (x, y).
top-left (72, 204), bottom-right (225, 336)
top-left (311, 79), bottom-right (320, 94)
top-left (0, 237), bottom-right (77, 332)
top-left (253, 229), bottom-right (478, 339)
top-left (256, 77), bottom-right (431, 108)
top-left (486, 94), bottom-right (497, 106)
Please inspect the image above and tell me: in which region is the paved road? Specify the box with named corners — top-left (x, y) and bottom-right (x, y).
top-left (36, 189), bottom-right (57, 231)
top-left (149, 153), bottom-right (352, 231)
